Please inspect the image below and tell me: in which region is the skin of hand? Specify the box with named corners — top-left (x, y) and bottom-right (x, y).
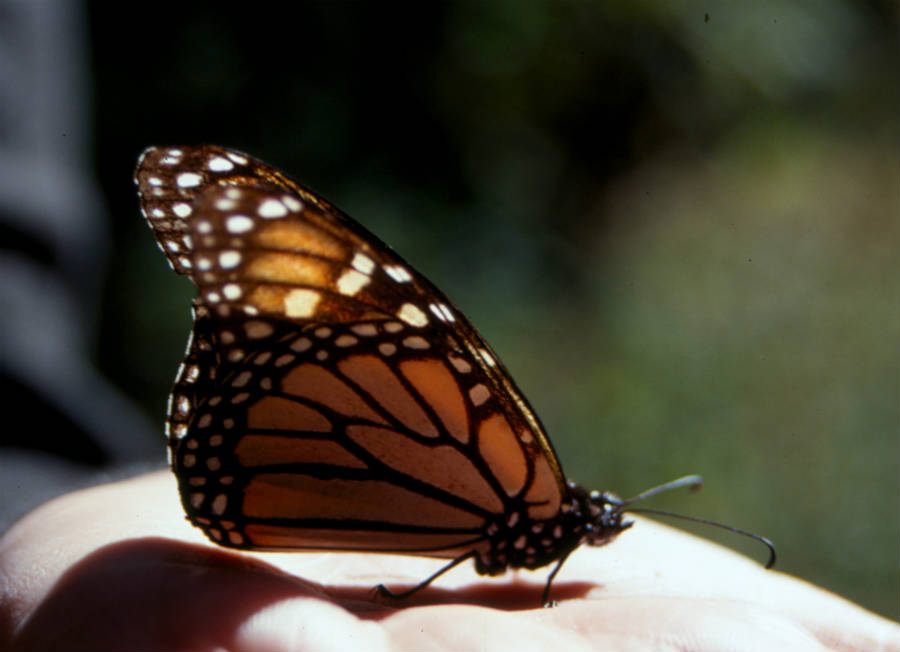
top-left (0, 471), bottom-right (896, 651)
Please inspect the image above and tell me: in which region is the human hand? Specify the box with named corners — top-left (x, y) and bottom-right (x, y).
top-left (1, 471), bottom-right (896, 651)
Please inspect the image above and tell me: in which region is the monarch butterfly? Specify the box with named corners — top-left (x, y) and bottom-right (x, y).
top-left (134, 145), bottom-right (772, 606)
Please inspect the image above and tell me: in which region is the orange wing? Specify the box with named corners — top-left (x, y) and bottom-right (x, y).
top-left (134, 146), bottom-right (568, 566)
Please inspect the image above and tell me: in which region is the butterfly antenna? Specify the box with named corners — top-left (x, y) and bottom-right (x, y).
top-left (620, 474), bottom-right (704, 507)
top-left (620, 474), bottom-right (776, 569)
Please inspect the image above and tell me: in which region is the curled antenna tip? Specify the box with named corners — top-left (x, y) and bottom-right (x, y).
top-left (762, 537), bottom-right (777, 569)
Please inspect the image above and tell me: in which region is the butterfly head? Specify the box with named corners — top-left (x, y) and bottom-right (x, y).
top-left (565, 482), bottom-right (633, 549)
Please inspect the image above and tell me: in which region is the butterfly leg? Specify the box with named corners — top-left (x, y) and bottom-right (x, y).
top-left (374, 550), bottom-right (478, 601)
top-left (540, 546), bottom-right (577, 608)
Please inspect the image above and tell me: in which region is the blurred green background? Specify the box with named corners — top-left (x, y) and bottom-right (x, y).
top-left (85, 2), bottom-right (896, 618)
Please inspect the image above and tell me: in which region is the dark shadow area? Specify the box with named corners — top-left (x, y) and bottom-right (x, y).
top-left (9, 536), bottom-right (600, 650)
top-left (12, 538), bottom-right (326, 651)
top-left (328, 576), bottom-right (598, 613)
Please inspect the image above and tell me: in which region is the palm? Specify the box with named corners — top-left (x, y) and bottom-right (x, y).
top-left (1, 472), bottom-right (895, 651)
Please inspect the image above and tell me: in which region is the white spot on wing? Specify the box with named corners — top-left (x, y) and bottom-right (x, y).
top-left (231, 371), bottom-right (252, 387)
top-left (479, 348), bottom-right (496, 367)
top-left (176, 395), bottom-right (190, 414)
top-left (403, 336), bottom-right (430, 350)
top-left (282, 195), bottom-right (303, 212)
top-left (351, 323), bottom-right (377, 336)
top-left (429, 302), bottom-right (455, 322)
top-left (226, 215), bottom-right (254, 234)
top-left (222, 283), bottom-right (242, 300)
top-left (172, 203), bottom-right (192, 218)
top-left (219, 251), bottom-right (241, 269)
top-left (284, 288), bottom-right (320, 318)
top-left (397, 303), bottom-right (428, 327)
top-left (384, 264), bottom-right (412, 283)
top-left (208, 156), bottom-right (234, 172)
top-left (258, 199), bottom-right (288, 218)
top-left (448, 355), bottom-right (472, 374)
top-left (291, 337), bottom-right (312, 352)
top-left (351, 253), bottom-right (375, 275)
top-left (176, 172), bottom-right (203, 188)
top-left (469, 383), bottom-right (490, 406)
top-left (212, 494), bottom-right (228, 516)
top-left (336, 269), bottom-right (370, 295)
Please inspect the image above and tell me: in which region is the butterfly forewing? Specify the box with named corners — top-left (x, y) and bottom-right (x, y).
top-left (135, 145), bottom-right (567, 561)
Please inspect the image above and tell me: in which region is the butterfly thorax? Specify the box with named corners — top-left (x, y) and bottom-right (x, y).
top-left (474, 482), bottom-right (631, 575)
